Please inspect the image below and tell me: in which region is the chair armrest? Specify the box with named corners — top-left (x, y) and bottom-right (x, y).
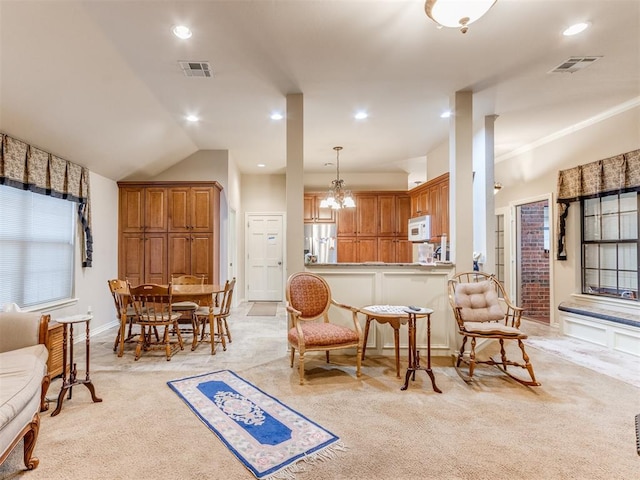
top-left (330, 299), bottom-right (358, 313)
top-left (286, 304), bottom-right (302, 317)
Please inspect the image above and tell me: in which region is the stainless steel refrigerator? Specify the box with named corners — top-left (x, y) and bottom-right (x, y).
top-left (304, 223), bottom-right (337, 264)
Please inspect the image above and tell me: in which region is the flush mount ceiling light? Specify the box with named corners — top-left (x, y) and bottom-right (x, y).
top-left (425, 0), bottom-right (497, 34)
top-left (270, 112), bottom-right (284, 120)
top-left (563, 22), bottom-right (590, 36)
top-left (172, 25), bottom-right (192, 39)
top-left (319, 147), bottom-right (355, 210)
top-left (440, 110), bottom-right (452, 118)
top-left (186, 114), bottom-right (199, 122)
top-left (494, 182), bottom-right (503, 194)
top-left (354, 111), bottom-right (368, 120)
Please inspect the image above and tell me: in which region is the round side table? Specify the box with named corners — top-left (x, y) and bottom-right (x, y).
top-left (51, 314), bottom-right (102, 416)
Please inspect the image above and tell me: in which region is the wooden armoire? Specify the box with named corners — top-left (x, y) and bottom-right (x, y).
top-left (117, 181), bottom-right (222, 286)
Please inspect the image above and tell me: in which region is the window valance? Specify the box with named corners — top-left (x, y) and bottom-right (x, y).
top-left (556, 149), bottom-right (640, 260)
top-left (0, 132), bottom-right (93, 267)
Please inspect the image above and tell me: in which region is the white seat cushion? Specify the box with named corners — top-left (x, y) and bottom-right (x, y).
top-left (455, 280), bottom-right (505, 322)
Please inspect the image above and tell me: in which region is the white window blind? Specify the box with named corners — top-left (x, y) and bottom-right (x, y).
top-left (0, 185), bottom-right (76, 308)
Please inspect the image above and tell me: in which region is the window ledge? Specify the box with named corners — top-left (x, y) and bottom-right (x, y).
top-left (569, 293), bottom-right (639, 317)
top-left (20, 298), bottom-right (79, 314)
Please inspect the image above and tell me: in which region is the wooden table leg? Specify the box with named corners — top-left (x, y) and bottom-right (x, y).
top-left (401, 312), bottom-right (442, 393)
top-left (118, 307), bottom-right (127, 357)
top-left (393, 326), bottom-right (400, 378)
top-left (362, 317), bottom-right (372, 360)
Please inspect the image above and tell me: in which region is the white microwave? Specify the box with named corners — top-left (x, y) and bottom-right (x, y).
top-left (408, 215), bottom-right (431, 242)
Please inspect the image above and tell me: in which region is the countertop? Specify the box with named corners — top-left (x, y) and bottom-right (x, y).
top-left (305, 262), bottom-right (454, 268)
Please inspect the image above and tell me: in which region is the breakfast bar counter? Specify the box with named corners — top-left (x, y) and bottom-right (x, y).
top-left (304, 263), bottom-right (456, 359)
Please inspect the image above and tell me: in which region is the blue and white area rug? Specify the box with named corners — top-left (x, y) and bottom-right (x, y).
top-left (167, 370), bottom-right (344, 479)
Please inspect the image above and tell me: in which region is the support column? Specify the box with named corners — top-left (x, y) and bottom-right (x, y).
top-left (449, 91), bottom-right (473, 271)
top-left (286, 93), bottom-right (304, 278)
top-left (472, 114), bottom-right (499, 271)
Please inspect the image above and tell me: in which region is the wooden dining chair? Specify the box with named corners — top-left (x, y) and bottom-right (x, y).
top-left (170, 275), bottom-right (205, 348)
top-left (194, 277), bottom-right (236, 354)
top-left (128, 283), bottom-right (184, 361)
top-left (108, 279), bottom-right (138, 352)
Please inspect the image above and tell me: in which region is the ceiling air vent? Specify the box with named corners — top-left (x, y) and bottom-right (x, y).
top-left (178, 61), bottom-right (212, 78)
top-left (549, 56), bottom-right (602, 74)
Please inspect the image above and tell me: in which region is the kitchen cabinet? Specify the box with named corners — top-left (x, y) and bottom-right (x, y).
top-left (378, 238), bottom-right (413, 263)
top-left (337, 205), bottom-right (357, 236)
top-left (168, 186), bottom-right (216, 232)
top-left (356, 194), bottom-right (378, 236)
top-left (409, 173), bottom-right (449, 242)
top-left (335, 191), bottom-right (410, 263)
top-left (337, 237), bottom-right (378, 263)
top-left (304, 194), bottom-right (336, 223)
top-left (379, 193), bottom-right (411, 237)
top-left (118, 182), bottom-right (221, 285)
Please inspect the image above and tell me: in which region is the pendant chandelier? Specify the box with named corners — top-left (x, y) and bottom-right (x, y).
top-left (319, 146), bottom-right (355, 210)
top-left (425, 0), bottom-right (497, 34)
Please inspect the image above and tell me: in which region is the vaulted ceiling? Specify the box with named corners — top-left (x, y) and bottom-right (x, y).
top-left (1, 1), bottom-right (638, 183)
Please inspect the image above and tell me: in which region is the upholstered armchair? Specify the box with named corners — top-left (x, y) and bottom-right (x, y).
top-left (448, 271), bottom-right (540, 387)
top-left (285, 272), bottom-right (362, 385)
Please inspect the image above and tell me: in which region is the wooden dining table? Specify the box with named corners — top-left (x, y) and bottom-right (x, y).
top-left (114, 283), bottom-right (223, 357)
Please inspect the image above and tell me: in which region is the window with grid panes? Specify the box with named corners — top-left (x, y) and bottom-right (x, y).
top-left (581, 192), bottom-right (638, 301)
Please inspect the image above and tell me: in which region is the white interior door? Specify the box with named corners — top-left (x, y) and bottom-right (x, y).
top-left (246, 213), bottom-right (284, 301)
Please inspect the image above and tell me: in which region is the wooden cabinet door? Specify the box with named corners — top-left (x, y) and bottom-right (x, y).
top-left (337, 237), bottom-right (357, 262)
top-left (378, 238), bottom-right (396, 263)
top-left (397, 195), bottom-right (411, 238)
top-left (396, 239), bottom-right (414, 263)
top-left (337, 207), bottom-right (356, 236)
top-left (168, 233), bottom-right (191, 278)
top-left (119, 188), bottom-right (144, 233)
top-left (315, 195), bottom-right (336, 223)
top-left (357, 237), bottom-right (378, 262)
top-left (357, 195), bottom-right (378, 236)
top-left (378, 195), bottom-right (396, 236)
top-left (168, 187), bottom-right (190, 232)
top-left (303, 195), bottom-right (315, 223)
top-left (191, 233), bottom-right (213, 282)
top-left (439, 181), bottom-right (449, 239)
top-left (305, 194), bottom-right (336, 223)
top-left (429, 184), bottom-right (441, 239)
top-left (119, 233), bottom-right (145, 285)
top-left (190, 187), bottom-right (214, 232)
top-left (144, 233), bottom-right (167, 284)
top-left (144, 188), bottom-right (168, 232)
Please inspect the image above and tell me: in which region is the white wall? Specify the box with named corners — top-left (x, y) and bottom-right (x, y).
top-left (240, 174), bottom-right (287, 302)
top-left (42, 171), bottom-right (119, 334)
top-left (304, 172), bottom-right (408, 191)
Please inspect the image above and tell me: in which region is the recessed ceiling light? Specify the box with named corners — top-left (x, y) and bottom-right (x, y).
top-left (270, 112), bottom-right (284, 120)
top-left (173, 25), bottom-right (192, 39)
top-left (257, 163), bottom-right (266, 168)
top-left (440, 110), bottom-right (452, 118)
top-left (354, 111), bottom-right (368, 120)
top-left (186, 114), bottom-right (199, 122)
top-left (563, 22), bottom-right (590, 36)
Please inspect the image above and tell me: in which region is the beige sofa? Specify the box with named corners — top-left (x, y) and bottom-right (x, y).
top-left (0, 311), bottom-right (50, 471)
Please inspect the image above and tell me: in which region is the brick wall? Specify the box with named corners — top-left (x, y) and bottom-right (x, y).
top-left (519, 201), bottom-right (550, 322)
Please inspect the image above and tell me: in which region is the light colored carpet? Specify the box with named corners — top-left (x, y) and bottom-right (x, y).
top-left (1, 304), bottom-right (639, 480)
top-left (247, 302), bottom-right (278, 316)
